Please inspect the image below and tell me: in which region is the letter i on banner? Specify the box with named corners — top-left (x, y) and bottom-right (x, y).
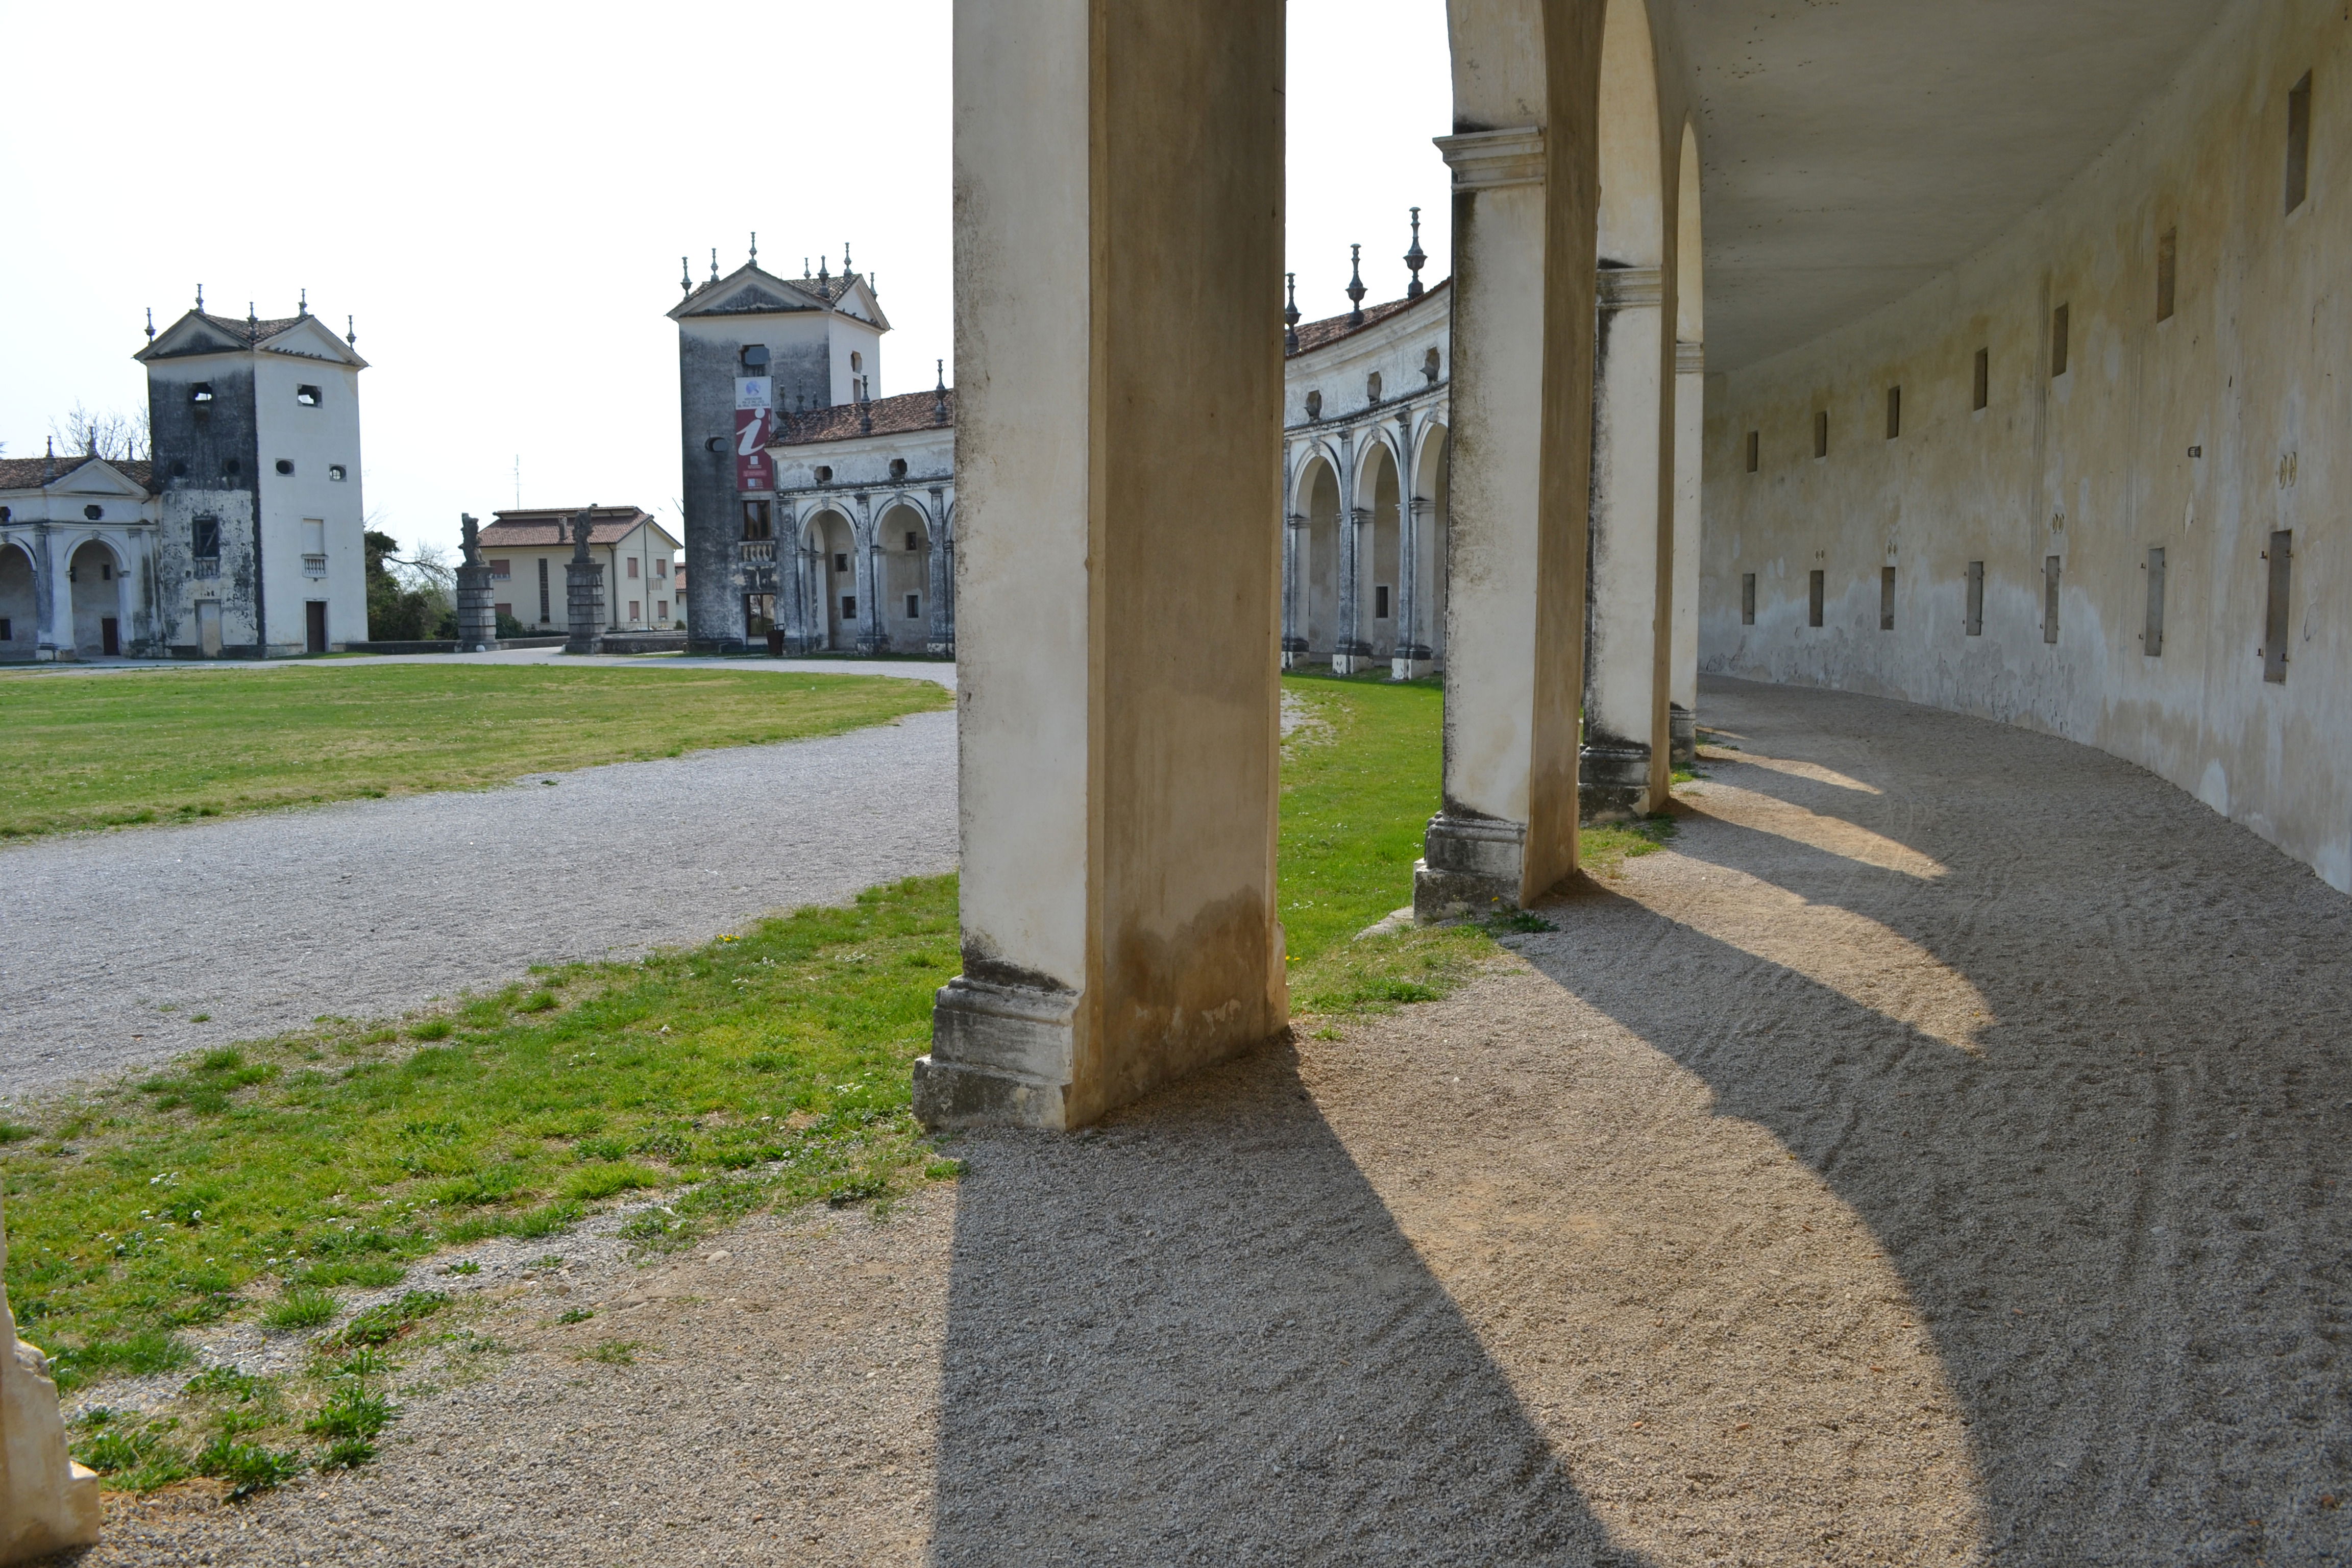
top-left (735, 376), bottom-right (774, 491)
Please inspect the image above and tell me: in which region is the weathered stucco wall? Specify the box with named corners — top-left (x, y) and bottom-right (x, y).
top-left (1701, 0), bottom-right (2352, 891)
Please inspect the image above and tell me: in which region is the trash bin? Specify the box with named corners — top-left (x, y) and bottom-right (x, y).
top-left (766, 629), bottom-right (786, 657)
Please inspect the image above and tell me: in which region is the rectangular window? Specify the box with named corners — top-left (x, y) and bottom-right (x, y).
top-left (2044, 555), bottom-right (2062, 644)
top-left (2144, 547), bottom-right (2166, 656)
top-left (905, 593), bottom-right (921, 619)
top-left (746, 593), bottom-right (776, 636)
top-left (1741, 572), bottom-right (1756, 625)
top-left (657, 600), bottom-right (669, 621)
top-left (538, 558), bottom-right (551, 622)
top-left (1813, 410), bottom-right (1829, 459)
top-left (296, 384), bottom-right (321, 406)
top-left (2287, 71), bottom-right (2313, 214)
top-left (1885, 386), bottom-right (1901, 439)
top-left (489, 559), bottom-right (511, 580)
top-left (842, 595), bottom-right (858, 619)
top-left (654, 557), bottom-right (668, 577)
top-left (2157, 229), bottom-right (2177, 321)
top-left (1745, 431), bottom-right (1759, 473)
top-left (1973, 348), bottom-right (1991, 411)
top-left (0, 619), bottom-right (10, 641)
top-left (1808, 570), bottom-right (1826, 627)
top-left (905, 531), bottom-right (920, 552)
top-left (741, 500), bottom-right (772, 541)
top-left (1880, 567), bottom-right (1897, 630)
top-left (1375, 584), bottom-right (1391, 619)
top-left (629, 600), bottom-right (641, 622)
top-left (1966, 561), bottom-right (1985, 636)
top-left (191, 514), bottom-right (221, 557)
top-left (834, 552), bottom-right (849, 574)
top-left (2264, 530), bottom-right (2293, 682)
top-left (2051, 304), bottom-right (2070, 377)
top-left (627, 556), bottom-right (640, 579)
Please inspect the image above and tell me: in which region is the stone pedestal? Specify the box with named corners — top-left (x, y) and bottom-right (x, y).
top-left (1, 1195), bottom-right (102, 1564)
top-left (565, 560), bottom-right (605, 656)
top-left (456, 564), bottom-right (497, 652)
top-left (1669, 703), bottom-right (1697, 768)
top-left (1578, 740), bottom-right (1652, 822)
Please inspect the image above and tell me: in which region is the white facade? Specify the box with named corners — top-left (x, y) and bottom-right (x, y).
top-left (479, 509), bottom-right (683, 633)
top-left (0, 455), bottom-right (157, 659)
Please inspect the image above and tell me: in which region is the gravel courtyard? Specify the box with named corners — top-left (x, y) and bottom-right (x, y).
top-left (0, 664), bottom-right (955, 1098)
top-left (71, 677), bottom-right (2352, 1565)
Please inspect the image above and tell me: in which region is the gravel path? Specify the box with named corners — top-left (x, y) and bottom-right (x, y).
top-left (0, 700), bottom-right (955, 1099)
top-left (52, 676), bottom-right (2352, 1564)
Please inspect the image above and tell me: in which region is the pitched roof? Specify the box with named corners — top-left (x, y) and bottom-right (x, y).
top-left (193, 311), bottom-right (307, 345)
top-left (480, 506), bottom-right (667, 548)
top-left (0, 454), bottom-right (157, 494)
top-left (1288, 278), bottom-right (1450, 358)
top-left (771, 388), bottom-right (955, 446)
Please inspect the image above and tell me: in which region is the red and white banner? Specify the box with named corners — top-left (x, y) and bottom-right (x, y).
top-left (735, 406), bottom-right (774, 492)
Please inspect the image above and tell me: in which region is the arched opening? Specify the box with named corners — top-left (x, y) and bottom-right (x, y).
top-left (1356, 438), bottom-right (1402, 661)
top-left (1301, 454), bottom-right (1341, 660)
top-left (878, 501), bottom-right (933, 646)
top-left (804, 508), bottom-right (857, 651)
top-left (1411, 421), bottom-right (1450, 671)
top-left (0, 542), bottom-right (36, 656)
top-left (1597, 0), bottom-right (1665, 272)
top-left (68, 539), bottom-right (124, 657)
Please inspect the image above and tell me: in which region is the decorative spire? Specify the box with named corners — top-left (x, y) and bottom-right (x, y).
top-left (749, 230), bottom-right (758, 268)
top-left (346, 315), bottom-right (357, 348)
top-left (681, 255), bottom-right (692, 295)
top-left (1345, 244), bottom-right (1366, 327)
top-left (144, 306), bottom-right (155, 342)
top-left (803, 257), bottom-right (811, 279)
top-left (817, 252), bottom-right (830, 290)
top-left (247, 302), bottom-right (258, 335)
top-left (934, 358), bottom-right (948, 424)
top-left (195, 283), bottom-right (204, 311)
top-left (1284, 272), bottom-right (1300, 354)
top-left (299, 287), bottom-right (309, 317)
top-left (844, 242), bottom-right (853, 275)
top-left (709, 248), bottom-right (719, 283)
top-left (859, 379), bottom-right (873, 435)
top-left (1404, 208), bottom-right (1427, 299)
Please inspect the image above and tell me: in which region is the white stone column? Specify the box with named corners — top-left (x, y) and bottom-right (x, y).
top-left (1281, 508), bottom-right (1308, 669)
top-left (1670, 338), bottom-right (1703, 764)
top-left (34, 526), bottom-right (65, 662)
top-left (1579, 264), bottom-right (1672, 821)
top-left (926, 486), bottom-right (952, 655)
top-left (1413, 118), bottom-right (1599, 917)
top-left (1, 1192), bottom-right (103, 1562)
top-left (917, 0), bottom-right (1286, 1130)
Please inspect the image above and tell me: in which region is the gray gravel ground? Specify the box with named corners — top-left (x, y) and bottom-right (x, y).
top-left (0, 687), bottom-right (955, 1099)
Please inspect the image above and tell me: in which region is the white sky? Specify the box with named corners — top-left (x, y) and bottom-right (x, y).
top-left (0, 1), bottom-right (1451, 559)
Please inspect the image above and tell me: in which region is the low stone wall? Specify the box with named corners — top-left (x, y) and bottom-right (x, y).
top-left (341, 637), bottom-right (571, 655)
top-left (596, 632), bottom-right (691, 655)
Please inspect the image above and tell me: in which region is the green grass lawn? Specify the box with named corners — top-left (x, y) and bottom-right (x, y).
top-left (0, 664), bottom-right (951, 839)
top-left (3, 672), bottom-right (1677, 1492)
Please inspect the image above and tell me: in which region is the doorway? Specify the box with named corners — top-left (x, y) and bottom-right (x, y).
top-left (197, 601), bottom-right (223, 656)
top-left (101, 618), bottom-right (120, 656)
top-left (306, 601), bottom-right (328, 654)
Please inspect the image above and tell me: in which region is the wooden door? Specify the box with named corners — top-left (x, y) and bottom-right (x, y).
top-left (306, 601), bottom-right (328, 653)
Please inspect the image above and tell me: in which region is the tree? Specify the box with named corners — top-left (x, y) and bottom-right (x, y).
top-left (48, 403), bottom-right (150, 463)
top-left (363, 530), bottom-right (455, 641)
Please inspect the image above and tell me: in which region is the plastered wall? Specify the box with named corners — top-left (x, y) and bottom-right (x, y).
top-left (1701, 0), bottom-right (2352, 891)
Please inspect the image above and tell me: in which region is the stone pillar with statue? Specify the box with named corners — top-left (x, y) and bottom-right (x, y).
top-left (564, 508), bottom-right (604, 656)
top-left (0, 1191), bottom-right (103, 1563)
top-left (455, 513), bottom-right (497, 652)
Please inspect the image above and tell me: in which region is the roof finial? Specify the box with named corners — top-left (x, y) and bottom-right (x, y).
top-left (248, 301), bottom-right (258, 332)
top-left (818, 252), bottom-right (829, 286)
top-left (934, 358), bottom-right (948, 424)
top-left (145, 306), bottom-right (156, 342)
top-left (299, 287), bottom-right (309, 317)
top-left (195, 283), bottom-right (204, 311)
top-left (803, 257), bottom-right (811, 280)
top-left (1345, 244), bottom-right (1366, 328)
top-left (709, 248), bottom-right (719, 283)
top-left (346, 315), bottom-right (357, 348)
top-left (844, 242), bottom-right (852, 274)
top-left (1404, 208), bottom-right (1427, 299)
top-left (749, 230), bottom-right (758, 267)
top-left (1284, 272), bottom-right (1300, 354)
top-left (680, 255), bottom-right (692, 295)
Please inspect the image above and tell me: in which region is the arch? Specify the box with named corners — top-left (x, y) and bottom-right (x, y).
top-left (1294, 451), bottom-right (1342, 660)
top-left (875, 498), bottom-right (935, 645)
top-left (0, 538), bottom-right (37, 656)
top-left (1411, 419), bottom-right (1452, 669)
top-left (1597, 0), bottom-right (1666, 270)
top-left (802, 506), bottom-right (859, 652)
top-left (1354, 436), bottom-right (1404, 660)
top-left (67, 537), bottom-right (125, 657)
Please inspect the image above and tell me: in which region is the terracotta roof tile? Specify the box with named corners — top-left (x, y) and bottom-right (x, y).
top-left (481, 506), bottom-right (662, 548)
top-left (1287, 279), bottom-right (1450, 357)
top-left (0, 454), bottom-right (156, 494)
top-left (772, 387), bottom-right (955, 446)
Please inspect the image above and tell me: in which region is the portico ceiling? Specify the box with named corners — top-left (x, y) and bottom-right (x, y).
top-left (1680, 0), bottom-right (2234, 372)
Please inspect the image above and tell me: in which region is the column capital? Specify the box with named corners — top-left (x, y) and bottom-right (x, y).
top-left (1348, 506), bottom-right (1373, 527)
top-left (1597, 266), bottom-right (1665, 312)
top-left (1676, 339), bottom-right (1706, 376)
top-left (1435, 126), bottom-right (1545, 190)
top-left (1285, 512), bottom-right (1308, 530)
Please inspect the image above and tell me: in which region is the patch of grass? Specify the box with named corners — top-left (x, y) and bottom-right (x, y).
top-left (0, 664), bottom-right (952, 840)
top-left (50, 1331), bottom-right (195, 1394)
top-left (194, 1436), bottom-right (304, 1499)
top-left (262, 1289), bottom-right (340, 1332)
top-left (1578, 813), bottom-right (1679, 879)
top-left (292, 1258), bottom-right (407, 1290)
top-left (562, 1163), bottom-right (663, 1202)
top-left (581, 1339), bottom-right (641, 1365)
top-left (556, 1307), bottom-right (595, 1324)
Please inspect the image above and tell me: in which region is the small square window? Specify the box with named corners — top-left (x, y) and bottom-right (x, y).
top-left (905, 593), bottom-right (921, 619)
top-left (191, 383), bottom-right (214, 405)
top-left (905, 531), bottom-right (919, 552)
top-left (842, 595), bottom-right (857, 618)
top-left (834, 552), bottom-right (849, 574)
top-left (328, 464), bottom-right (347, 482)
top-left (192, 516), bottom-right (222, 557)
top-left (296, 384), bottom-right (321, 406)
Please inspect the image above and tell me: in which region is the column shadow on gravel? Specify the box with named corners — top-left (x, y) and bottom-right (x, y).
top-left (1518, 680), bottom-right (2352, 1564)
top-left (926, 1044), bottom-right (1656, 1568)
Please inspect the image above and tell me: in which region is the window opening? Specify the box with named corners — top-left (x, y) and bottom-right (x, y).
top-left (190, 383), bottom-right (214, 405)
top-left (296, 384), bottom-right (321, 406)
top-left (741, 345), bottom-right (770, 374)
top-left (2263, 531), bottom-right (2293, 682)
top-left (2051, 305), bottom-right (2070, 378)
top-left (1808, 570), bottom-right (1825, 627)
top-left (1741, 573), bottom-right (1756, 625)
top-left (328, 464), bottom-right (347, 481)
top-left (2044, 556), bottom-right (2062, 644)
top-left (842, 595), bottom-right (858, 619)
top-left (746, 593), bottom-right (776, 636)
top-left (1886, 387), bottom-right (1901, 439)
top-left (833, 551), bottom-right (849, 574)
top-left (905, 531), bottom-right (920, 551)
top-left (1367, 371), bottom-right (1383, 403)
top-left (276, 459), bottom-right (295, 475)
top-left (2287, 71), bottom-right (2313, 213)
top-left (2157, 229), bottom-right (2177, 321)
top-left (1966, 561), bottom-right (1985, 636)
top-left (905, 593), bottom-right (921, 619)
top-left (627, 556), bottom-right (640, 578)
top-left (1814, 411), bottom-right (1829, 459)
top-left (814, 466), bottom-right (833, 483)
top-left (629, 599), bottom-right (641, 621)
top-left (191, 515), bottom-right (222, 557)
top-left (1973, 349), bottom-right (1990, 410)
top-left (1424, 348), bottom-right (1442, 383)
top-left (1376, 584), bottom-right (1391, 619)
top-left (84, 504), bottom-right (103, 521)
top-left (1745, 430), bottom-right (1759, 473)
top-left (538, 558), bottom-right (551, 622)
top-left (741, 500), bottom-right (772, 540)
top-left (2144, 547), bottom-right (2166, 656)
top-left (1880, 567), bottom-right (1896, 630)
top-left (1306, 390), bottom-right (1324, 420)
top-left (489, 559), bottom-right (511, 580)
top-left (890, 458), bottom-right (908, 480)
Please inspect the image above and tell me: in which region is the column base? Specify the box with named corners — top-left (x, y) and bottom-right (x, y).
top-left (926, 639), bottom-right (955, 658)
top-left (916, 975), bottom-right (1080, 1130)
top-left (1390, 655), bottom-right (1435, 681)
top-left (1669, 704), bottom-right (1696, 768)
top-left (1413, 811), bottom-right (1528, 919)
top-left (563, 635), bottom-right (603, 656)
top-left (1578, 742), bottom-right (1651, 822)
top-left (1331, 653), bottom-right (1375, 675)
